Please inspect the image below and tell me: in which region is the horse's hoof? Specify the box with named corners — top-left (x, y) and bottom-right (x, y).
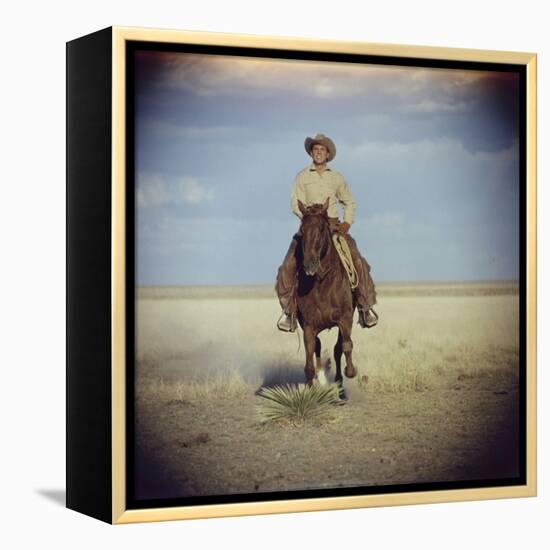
top-left (344, 366), bottom-right (357, 379)
top-left (337, 387), bottom-right (348, 404)
top-left (315, 369), bottom-right (328, 386)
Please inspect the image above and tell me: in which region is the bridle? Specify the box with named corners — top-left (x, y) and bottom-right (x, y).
top-left (300, 212), bottom-right (334, 279)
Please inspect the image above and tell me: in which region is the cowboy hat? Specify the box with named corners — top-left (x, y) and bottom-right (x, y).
top-left (304, 133), bottom-right (336, 161)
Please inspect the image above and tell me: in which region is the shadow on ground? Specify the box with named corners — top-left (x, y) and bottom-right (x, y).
top-left (35, 489), bottom-right (66, 507)
top-left (257, 357), bottom-right (335, 391)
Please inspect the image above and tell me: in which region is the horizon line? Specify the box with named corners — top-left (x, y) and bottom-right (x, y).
top-left (136, 278), bottom-right (520, 288)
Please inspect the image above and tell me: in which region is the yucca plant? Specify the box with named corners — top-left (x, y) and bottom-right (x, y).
top-left (257, 383), bottom-right (340, 424)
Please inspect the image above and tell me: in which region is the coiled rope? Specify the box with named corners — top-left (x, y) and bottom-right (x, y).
top-left (332, 233), bottom-right (359, 289)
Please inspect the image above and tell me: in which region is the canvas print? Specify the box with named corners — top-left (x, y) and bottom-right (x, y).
top-left (132, 48), bottom-right (522, 503)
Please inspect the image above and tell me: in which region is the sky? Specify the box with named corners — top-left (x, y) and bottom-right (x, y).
top-left (134, 50), bottom-right (520, 286)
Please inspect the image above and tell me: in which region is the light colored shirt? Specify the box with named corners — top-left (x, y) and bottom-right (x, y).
top-left (290, 164), bottom-right (356, 224)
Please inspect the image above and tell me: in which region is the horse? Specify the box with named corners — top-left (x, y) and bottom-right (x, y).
top-left (295, 198), bottom-right (359, 400)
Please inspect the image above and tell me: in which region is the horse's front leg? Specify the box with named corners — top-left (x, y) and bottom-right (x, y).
top-left (340, 318), bottom-right (357, 379)
top-left (334, 330), bottom-right (347, 401)
top-left (314, 336), bottom-right (328, 385)
top-left (303, 326), bottom-right (316, 386)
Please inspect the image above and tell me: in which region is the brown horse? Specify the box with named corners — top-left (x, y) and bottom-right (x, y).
top-left (296, 198), bottom-right (358, 400)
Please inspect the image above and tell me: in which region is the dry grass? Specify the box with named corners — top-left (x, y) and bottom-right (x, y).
top-left (136, 371), bottom-right (252, 402)
top-left (135, 284), bottom-right (519, 397)
top-left (133, 283), bottom-right (520, 500)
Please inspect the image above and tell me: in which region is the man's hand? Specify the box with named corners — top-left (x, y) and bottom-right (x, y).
top-left (338, 222), bottom-right (351, 234)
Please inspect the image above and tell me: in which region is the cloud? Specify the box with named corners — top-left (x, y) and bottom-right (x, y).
top-left (138, 215), bottom-right (296, 246)
top-left (338, 136), bottom-right (519, 183)
top-left (136, 51), bottom-right (519, 156)
top-left (136, 174), bottom-right (170, 207)
top-left (136, 50), bottom-right (506, 104)
top-left (179, 177), bottom-right (215, 204)
top-left (399, 99), bottom-right (470, 114)
top-left (137, 173), bottom-right (214, 207)
top-left (141, 119), bottom-right (246, 140)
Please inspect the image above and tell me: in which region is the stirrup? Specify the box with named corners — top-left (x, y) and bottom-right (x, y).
top-left (358, 307), bottom-right (378, 329)
top-left (277, 312), bottom-right (297, 333)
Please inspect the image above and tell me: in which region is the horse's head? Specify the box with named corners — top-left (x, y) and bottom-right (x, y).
top-left (298, 198), bottom-right (331, 276)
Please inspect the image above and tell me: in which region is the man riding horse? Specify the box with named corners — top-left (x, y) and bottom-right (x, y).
top-left (276, 133), bottom-right (378, 332)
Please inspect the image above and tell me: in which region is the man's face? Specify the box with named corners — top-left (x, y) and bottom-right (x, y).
top-left (311, 144), bottom-right (330, 165)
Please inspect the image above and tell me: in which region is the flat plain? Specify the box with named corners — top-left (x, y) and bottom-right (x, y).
top-left (134, 282), bottom-right (520, 500)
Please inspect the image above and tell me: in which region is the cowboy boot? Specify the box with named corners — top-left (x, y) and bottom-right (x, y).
top-left (342, 235), bottom-right (378, 329)
top-left (275, 236), bottom-right (299, 333)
